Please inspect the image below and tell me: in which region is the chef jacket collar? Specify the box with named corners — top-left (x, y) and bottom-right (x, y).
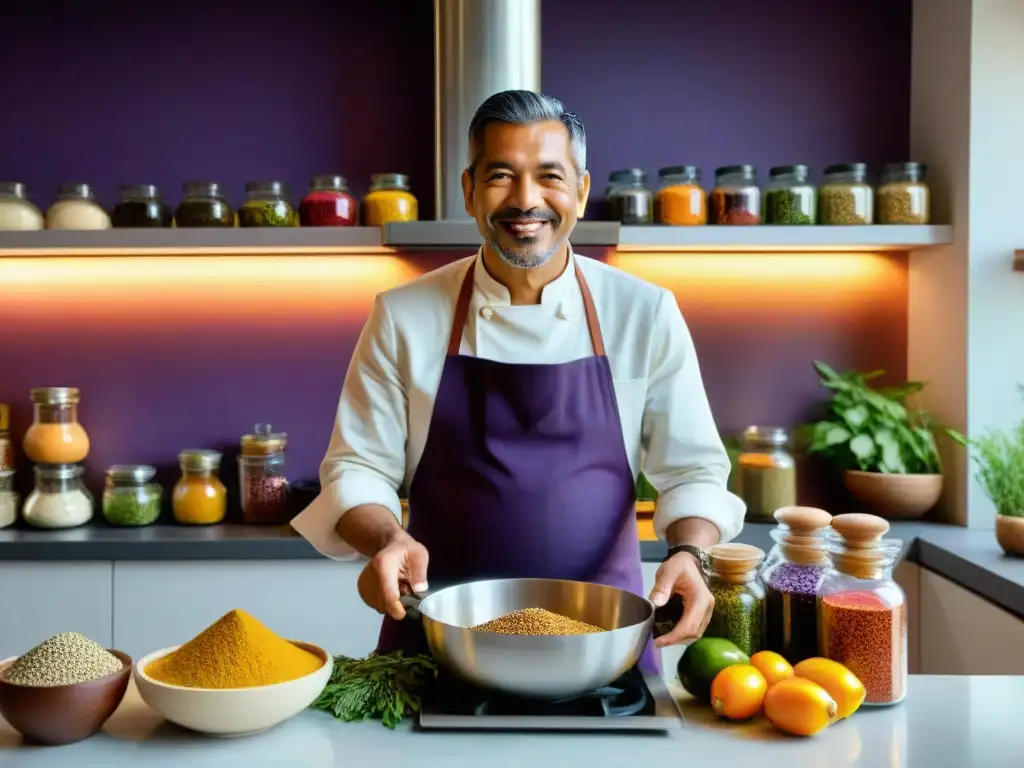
top-left (473, 245), bottom-right (578, 307)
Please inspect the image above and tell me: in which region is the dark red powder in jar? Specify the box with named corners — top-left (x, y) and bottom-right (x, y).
top-left (241, 475), bottom-right (291, 524)
top-left (299, 190), bottom-right (358, 226)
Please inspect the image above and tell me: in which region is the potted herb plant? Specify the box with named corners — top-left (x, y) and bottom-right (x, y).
top-left (947, 387), bottom-right (1024, 557)
top-left (805, 361), bottom-right (946, 518)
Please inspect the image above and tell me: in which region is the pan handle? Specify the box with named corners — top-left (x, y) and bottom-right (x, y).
top-left (651, 592), bottom-right (685, 639)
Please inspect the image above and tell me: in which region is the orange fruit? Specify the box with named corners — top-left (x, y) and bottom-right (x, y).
top-left (792, 657), bottom-right (866, 720)
top-left (763, 677), bottom-right (838, 737)
top-left (750, 651), bottom-right (794, 688)
top-left (710, 664), bottom-right (767, 720)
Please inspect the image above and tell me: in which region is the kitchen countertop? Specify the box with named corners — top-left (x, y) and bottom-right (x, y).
top-left (0, 676), bottom-right (1019, 767)
top-left (2, 519), bottom-right (1022, 619)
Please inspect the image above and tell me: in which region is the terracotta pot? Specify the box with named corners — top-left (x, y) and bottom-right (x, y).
top-left (841, 470), bottom-right (943, 519)
top-left (995, 515), bottom-right (1024, 557)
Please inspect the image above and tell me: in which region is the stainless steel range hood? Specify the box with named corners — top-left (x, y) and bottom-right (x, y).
top-left (434, 0), bottom-right (542, 221)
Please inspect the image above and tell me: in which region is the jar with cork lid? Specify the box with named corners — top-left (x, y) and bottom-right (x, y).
top-left (761, 506), bottom-right (833, 664)
top-left (704, 543), bottom-right (766, 657)
top-left (238, 424), bottom-right (290, 525)
top-left (819, 513), bottom-right (907, 707)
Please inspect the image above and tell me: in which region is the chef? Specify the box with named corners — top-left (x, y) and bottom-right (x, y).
top-left (292, 90), bottom-right (745, 668)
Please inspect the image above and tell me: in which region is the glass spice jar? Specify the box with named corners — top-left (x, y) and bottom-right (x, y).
top-left (877, 162), bottom-right (930, 224)
top-left (102, 464), bottom-right (162, 527)
top-left (654, 166), bottom-right (706, 225)
top-left (710, 165), bottom-right (760, 225)
top-left (45, 183), bottom-right (111, 230)
top-left (761, 506), bottom-right (833, 665)
top-left (764, 165), bottom-right (816, 225)
top-left (605, 169), bottom-right (653, 225)
top-left (819, 163), bottom-right (874, 225)
top-left (239, 181), bottom-right (298, 227)
top-left (0, 403), bottom-right (13, 471)
top-left (704, 543), bottom-right (766, 657)
top-left (0, 181), bottom-right (44, 231)
top-left (819, 513), bottom-right (908, 706)
top-left (238, 423), bottom-right (290, 524)
top-left (23, 464), bottom-right (94, 529)
top-left (172, 450), bottom-right (227, 525)
top-left (111, 184), bottom-right (173, 228)
top-left (22, 387), bottom-right (91, 465)
top-left (299, 174), bottom-right (358, 227)
top-left (735, 426), bottom-right (796, 522)
top-left (362, 174), bottom-right (418, 226)
top-left (174, 182), bottom-right (235, 228)
top-left (0, 469), bottom-right (17, 529)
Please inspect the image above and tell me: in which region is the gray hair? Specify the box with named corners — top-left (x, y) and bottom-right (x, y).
top-left (467, 90), bottom-right (587, 177)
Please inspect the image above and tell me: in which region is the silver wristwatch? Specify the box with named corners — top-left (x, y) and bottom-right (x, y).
top-left (665, 544), bottom-right (710, 578)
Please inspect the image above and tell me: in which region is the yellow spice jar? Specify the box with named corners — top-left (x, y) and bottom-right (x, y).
top-left (362, 173), bottom-right (418, 226)
top-left (172, 449), bottom-right (227, 525)
top-left (23, 387), bottom-right (91, 465)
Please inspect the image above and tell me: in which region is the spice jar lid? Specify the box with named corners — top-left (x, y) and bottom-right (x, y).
top-left (657, 165), bottom-right (699, 181)
top-left (883, 161), bottom-right (927, 176)
top-left (824, 163), bottom-right (868, 176)
top-left (772, 506), bottom-right (832, 566)
top-left (829, 513), bottom-right (890, 548)
top-left (240, 424), bottom-right (288, 455)
top-left (29, 387), bottom-right (81, 405)
top-left (715, 164), bottom-right (756, 179)
top-left (119, 184), bottom-right (161, 200)
top-left (178, 449), bottom-right (222, 471)
top-left (182, 181), bottom-right (225, 200)
top-left (57, 182), bottom-right (96, 200)
top-left (774, 506), bottom-right (832, 533)
top-left (608, 168), bottom-right (644, 182)
top-left (708, 543), bottom-right (765, 577)
top-left (105, 464), bottom-right (157, 484)
top-left (33, 464), bottom-right (83, 480)
top-left (741, 426), bottom-right (789, 448)
top-left (769, 164), bottom-right (809, 178)
top-left (310, 174), bottom-right (348, 192)
top-left (0, 403), bottom-right (8, 431)
top-left (245, 181), bottom-right (289, 198)
top-left (371, 173), bottom-right (410, 191)
top-left (0, 181), bottom-right (28, 199)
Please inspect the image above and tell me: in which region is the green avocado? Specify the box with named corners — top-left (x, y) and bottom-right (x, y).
top-left (676, 637), bottom-right (749, 701)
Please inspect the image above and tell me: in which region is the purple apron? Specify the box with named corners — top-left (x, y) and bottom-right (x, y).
top-left (377, 258), bottom-right (658, 675)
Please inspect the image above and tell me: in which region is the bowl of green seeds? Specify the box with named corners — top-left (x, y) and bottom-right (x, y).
top-left (0, 631), bottom-right (132, 746)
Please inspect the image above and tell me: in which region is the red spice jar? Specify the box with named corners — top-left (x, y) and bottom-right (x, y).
top-left (238, 424), bottom-right (291, 525)
top-left (818, 514), bottom-right (907, 706)
top-left (299, 174), bottom-right (358, 227)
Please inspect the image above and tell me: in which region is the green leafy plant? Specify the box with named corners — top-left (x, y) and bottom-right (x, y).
top-left (311, 651), bottom-right (438, 729)
top-left (805, 360), bottom-right (945, 475)
top-left (947, 386), bottom-right (1024, 518)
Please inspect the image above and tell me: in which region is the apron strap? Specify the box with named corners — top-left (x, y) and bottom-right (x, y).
top-left (447, 257), bottom-right (607, 357)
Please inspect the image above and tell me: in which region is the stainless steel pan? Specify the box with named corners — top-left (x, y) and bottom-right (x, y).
top-left (400, 577), bottom-right (680, 699)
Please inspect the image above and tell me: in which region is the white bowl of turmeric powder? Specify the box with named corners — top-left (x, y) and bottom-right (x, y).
top-left (133, 609), bottom-right (333, 737)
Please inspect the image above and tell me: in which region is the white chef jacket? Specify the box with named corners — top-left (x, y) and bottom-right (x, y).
top-left (292, 249), bottom-right (746, 560)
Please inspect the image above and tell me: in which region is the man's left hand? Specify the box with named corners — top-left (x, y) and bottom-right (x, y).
top-left (648, 550), bottom-right (714, 647)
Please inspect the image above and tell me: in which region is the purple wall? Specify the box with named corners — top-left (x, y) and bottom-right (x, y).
top-left (0, 0), bottom-right (912, 514)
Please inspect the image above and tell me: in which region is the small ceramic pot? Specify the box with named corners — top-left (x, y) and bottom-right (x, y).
top-left (842, 470), bottom-right (943, 519)
top-left (995, 515), bottom-right (1024, 557)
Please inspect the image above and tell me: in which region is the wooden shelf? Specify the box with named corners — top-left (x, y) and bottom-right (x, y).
top-left (616, 224), bottom-right (953, 253)
top-left (0, 223), bottom-right (953, 257)
top-left (0, 227), bottom-right (386, 257)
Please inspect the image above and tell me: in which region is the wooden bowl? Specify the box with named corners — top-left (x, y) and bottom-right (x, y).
top-left (995, 515), bottom-right (1024, 557)
top-left (842, 470), bottom-right (943, 519)
top-left (0, 649), bottom-right (132, 746)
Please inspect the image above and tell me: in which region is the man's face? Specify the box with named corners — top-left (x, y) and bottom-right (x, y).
top-left (462, 121), bottom-right (590, 270)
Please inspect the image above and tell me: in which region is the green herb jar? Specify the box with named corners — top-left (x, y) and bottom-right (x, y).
top-left (239, 181), bottom-right (298, 227)
top-left (704, 543), bottom-right (766, 657)
top-left (175, 182), bottom-right (235, 227)
top-left (102, 464), bottom-right (162, 526)
top-left (764, 165), bottom-right (816, 225)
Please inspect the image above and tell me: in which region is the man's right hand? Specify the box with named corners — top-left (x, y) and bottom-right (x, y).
top-left (356, 531), bottom-right (430, 620)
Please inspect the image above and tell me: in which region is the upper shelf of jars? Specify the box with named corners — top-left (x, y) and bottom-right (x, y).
top-left (0, 164), bottom-right (953, 257)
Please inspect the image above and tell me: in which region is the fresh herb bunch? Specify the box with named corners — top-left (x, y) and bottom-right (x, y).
top-left (805, 360), bottom-right (945, 474)
top-left (311, 651), bottom-right (438, 729)
top-left (947, 385), bottom-right (1024, 518)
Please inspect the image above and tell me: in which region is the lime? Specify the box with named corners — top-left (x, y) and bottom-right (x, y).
top-left (677, 637), bottom-right (750, 701)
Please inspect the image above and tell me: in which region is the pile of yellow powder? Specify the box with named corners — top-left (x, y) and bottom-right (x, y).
top-left (145, 608), bottom-right (323, 689)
